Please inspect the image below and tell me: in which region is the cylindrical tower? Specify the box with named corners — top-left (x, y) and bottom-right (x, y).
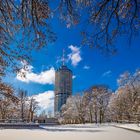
top-left (54, 65), bottom-right (72, 114)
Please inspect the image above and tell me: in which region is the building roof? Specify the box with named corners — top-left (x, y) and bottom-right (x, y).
top-left (56, 65), bottom-right (72, 73)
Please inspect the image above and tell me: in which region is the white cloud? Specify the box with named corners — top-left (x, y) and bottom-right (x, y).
top-left (102, 70), bottom-right (112, 77)
top-left (72, 75), bottom-right (76, 79)
top-left (68, 45), bottom-right (82, 66)
top-left (83, 65), bottom-right (90, 70)
top-left (33, 91), bottom-right (54, 114)
top-left (16, 62), bottom-right (55, 85)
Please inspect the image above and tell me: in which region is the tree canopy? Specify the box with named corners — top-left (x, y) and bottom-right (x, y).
top-left (0, 0), bottom-right (140, 76)
top-left (0, 0), bottom-right (140, 95)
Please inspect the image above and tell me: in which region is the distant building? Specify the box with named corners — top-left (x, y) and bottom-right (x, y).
top-left (54, 50), bottom-right (72, 114)
top-left (34, 117), bottom-right (59, 125)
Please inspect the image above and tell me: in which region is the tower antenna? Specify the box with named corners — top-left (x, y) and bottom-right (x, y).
top-left (62, 49), bottom-right (65, 65)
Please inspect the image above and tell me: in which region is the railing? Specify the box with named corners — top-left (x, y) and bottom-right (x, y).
top-left (0, 119), bottom-right (39, 128)
top-left (0, 119), bottom-right (30, 123)
top-left (0, 123), bottom-right (39, 129)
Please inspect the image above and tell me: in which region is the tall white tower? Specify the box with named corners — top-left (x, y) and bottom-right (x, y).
top-left (54, 50), bottom-right (72, 114)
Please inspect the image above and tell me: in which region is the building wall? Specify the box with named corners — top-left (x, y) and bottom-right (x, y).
top-left (54, 66), bottom-right (72, 114)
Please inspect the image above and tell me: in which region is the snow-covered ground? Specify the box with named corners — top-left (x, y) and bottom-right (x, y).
top-left (0, 124), bottom-right (139, 140)
top-left (113, 123), bottom-right (140, 132)
top-left (41, 123), bottom-right (140, 132)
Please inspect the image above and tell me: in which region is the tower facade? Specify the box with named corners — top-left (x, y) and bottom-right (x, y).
top-left (54, 62), bottom-right (72, 114)
top-left (54, 65), bottom-right (72, 113)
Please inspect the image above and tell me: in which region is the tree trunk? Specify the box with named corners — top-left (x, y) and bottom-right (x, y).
top-left (95, 111), bottom-right (97, 123)
top-left (89, 109), bottom-right (93, 123)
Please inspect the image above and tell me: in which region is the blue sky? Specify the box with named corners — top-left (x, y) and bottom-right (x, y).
top-left (4, 14), bottom-right (140, 114)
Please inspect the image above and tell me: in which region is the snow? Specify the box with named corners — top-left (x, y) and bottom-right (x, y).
top-left (113, 123), bottom-right (140, 132)
top-left (40, 123), bottom-right (140, 132)
top-left (0, 124), bottom-right (139, 140)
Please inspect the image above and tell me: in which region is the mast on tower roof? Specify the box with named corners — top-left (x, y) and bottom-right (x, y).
top-left (62, 49), bottom-right (65, 66)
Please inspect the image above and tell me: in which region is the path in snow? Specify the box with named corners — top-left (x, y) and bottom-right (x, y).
top-left (0, 125), bottom-right (139, 140)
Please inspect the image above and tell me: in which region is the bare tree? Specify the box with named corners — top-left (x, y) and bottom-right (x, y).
top-left (28, 97), bottom-right (39, 122)
top-left (83, 92), bottom-right (94, 123)
top-left (17, 89), bottom-right (28, 121)
top-left (61, 95), bottom-right (86, 124)
top-left (58, 0), bottom-right (140, 54)
top-left (109, 69), bottom-right (140, 123)
top-left (0, 82), bottom-right (19, 121)
top-left (0, 96), bottom-right (11, 120)
top-left (0, 93), bottom-right (18, 121)
top-left (0, 82), bottom-right (19, 102)
top-left (0, 0), bottom-right (56, 79)
top-left (61, 96), bottom-right (78, 124)
top-left (86, 85), bottom-right (112, 123)
top-left (0, 88), bottom-right (40, 122)
top-left (0, 0), bottom-right (140, 80)
top-left (60, 85), bottom-right (112, 124)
